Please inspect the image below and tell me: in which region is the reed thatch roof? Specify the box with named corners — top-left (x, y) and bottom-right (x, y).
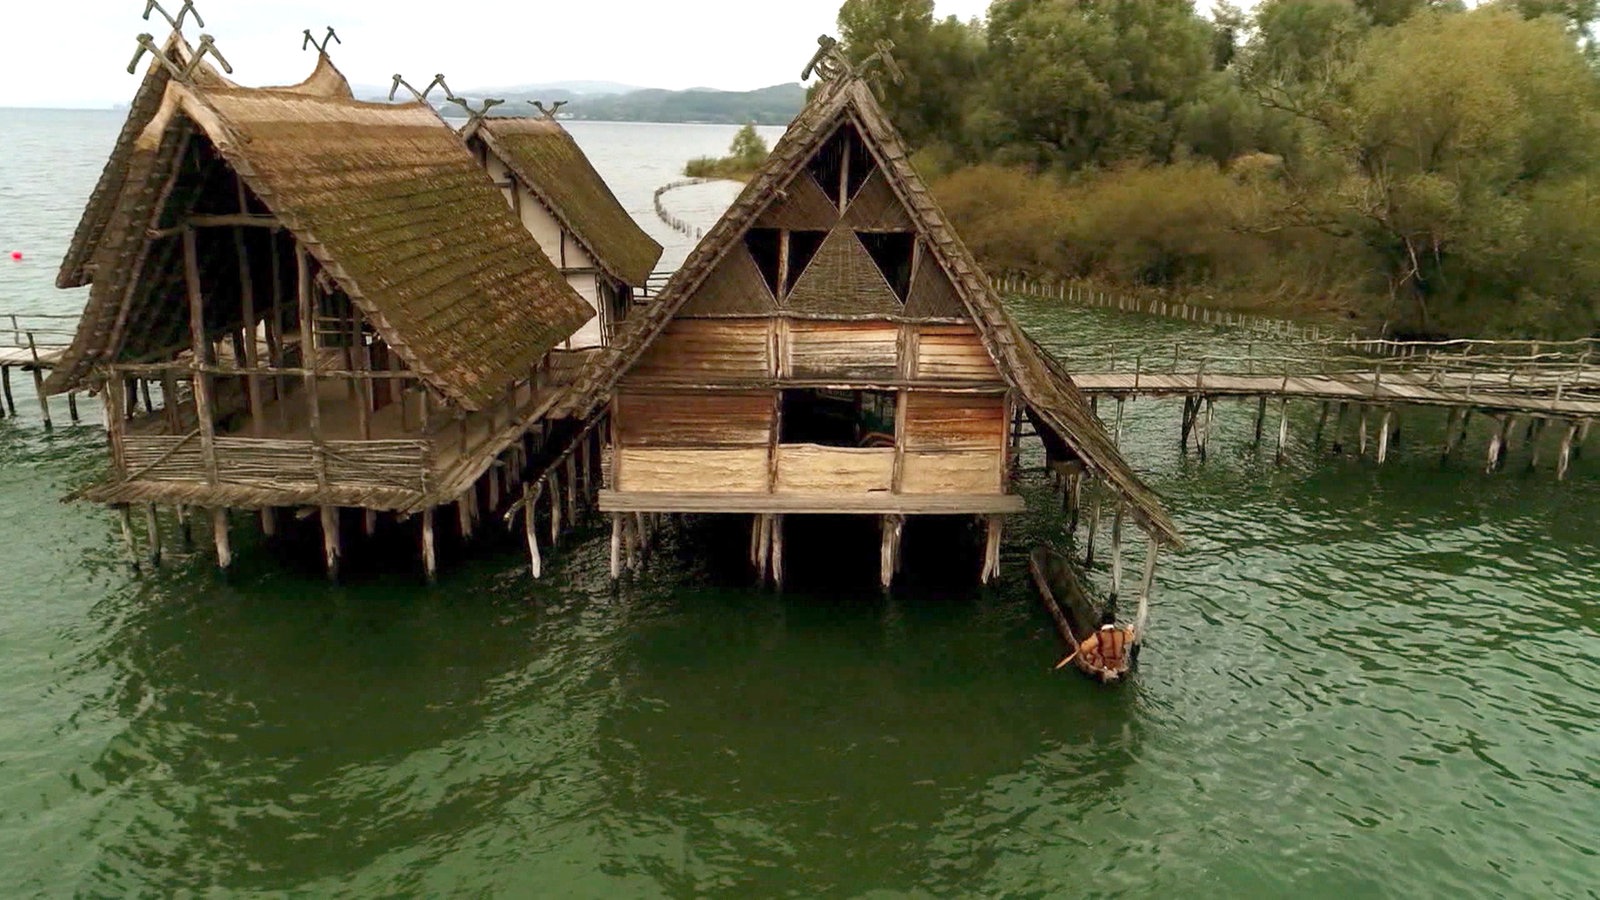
top-left (464, 117), bottom-right (663, 287)
top-left (557, 76), bottom-right (1181, 546)
top-left (50, 54), bottom-right (594, 411)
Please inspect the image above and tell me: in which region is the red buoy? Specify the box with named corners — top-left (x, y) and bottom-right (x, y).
top-left (8, 251), bottom-right (20, 262)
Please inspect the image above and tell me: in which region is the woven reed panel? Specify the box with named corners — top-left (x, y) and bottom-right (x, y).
top-left (899, 449), bottom-right (1003, 494)
top-left (903, 392), bottom-right (1007, 450)
top-left (784, 226), bottom-right (902, 316)
top-left (616, 389), bottom-right (773, 447)
top-left (787, 320), bottom-right (899, 380)
top-left (678, 245), bottom-right (778, 316)
top-left (615, 448), bottom-right (770, 493)
top-left (774, 445), bottom-right (894, 493)
top-left (842, 168), bottom-right (913, 232)
top-left (904, 254), bottom-right (969, 319)
top-left (626, 319), bottom-right (771, 383)
top-left (916, 324), bottom-right (999, 382)
top-left (755, 172), bottom-right (840, 231)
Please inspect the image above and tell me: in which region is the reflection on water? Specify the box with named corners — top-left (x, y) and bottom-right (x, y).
top-left (0, 111), bottom-right (1597, 897)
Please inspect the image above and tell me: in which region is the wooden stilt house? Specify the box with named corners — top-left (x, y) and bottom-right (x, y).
top-left (552, 65), bottom-right (1182, 587)
top-left (462, 116), bottom-right (663, 348)
top-left (49, 43), bottom-right (595, 579)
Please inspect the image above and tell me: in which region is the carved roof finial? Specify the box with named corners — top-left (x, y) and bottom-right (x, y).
top-left (448, 95), bottom-right (505, 129)
top-left (802, 35), bottom-right (903, 96)
top-left (142, 0), bottom-right (203, 35)
top-left (529, 100), bottom-right (568, 120)
top-left (801, 34), bottom-right (847, 84)
top-left (303, 26), bottom-right (341, 55)
top-left (127, 29), bottom-right (232, 79)
top-left (389, 72), bottom-right (450, 103)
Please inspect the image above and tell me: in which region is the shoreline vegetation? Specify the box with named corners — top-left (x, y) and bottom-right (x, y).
top-left (684, 123), bottom-right (771, 182)
top-left (837, 0), bottom-right (1600, 339)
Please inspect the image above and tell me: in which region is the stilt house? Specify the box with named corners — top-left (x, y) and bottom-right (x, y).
top-left (554, 66), bottom-right (1182, 586)
top-left (462, 116), bottom-right (663, 348)
top-left (49, 42), bottom-right (595, 579)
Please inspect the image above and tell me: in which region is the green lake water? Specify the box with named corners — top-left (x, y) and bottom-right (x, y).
top-left (0, 110), bottom-right (1596, 897)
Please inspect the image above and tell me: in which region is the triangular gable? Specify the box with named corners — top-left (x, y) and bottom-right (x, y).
top-left (679, 244), bottom-right (778, 315)
top-left (784, 226), bottom-right (901, 316)
top-left (842, 168), bottom-right (913, 232)
top-left (754, 171), bottom-right (839, 231)
top-left (557, 76), bottom-right (1179, 546)
top-left (903, 246), bottom-right (967, 319)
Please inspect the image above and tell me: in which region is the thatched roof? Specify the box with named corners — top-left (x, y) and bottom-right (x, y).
top-left (556, 76), bottom-right (1181, 547)
top-left (464, 117), bottom-right (662, 287)
top-left (49, 55), bottom-right (594, 412)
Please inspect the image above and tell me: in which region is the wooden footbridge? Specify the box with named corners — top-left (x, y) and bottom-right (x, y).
top-left (0, 312), bottom-right (80, 428)
top-left (1065, 336), bottom-right (1599, 477)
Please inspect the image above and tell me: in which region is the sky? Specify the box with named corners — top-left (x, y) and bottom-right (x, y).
top-left (6, 0), bottom-right (1243, 108)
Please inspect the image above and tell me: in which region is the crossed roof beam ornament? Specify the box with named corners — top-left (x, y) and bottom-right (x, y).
top-left (303, 26), bottom-right (340, 55)
top-left (389, 73), bottom-right (504, 127)
top-left (530, 100), bottom-right (567, 120)
top-left (127, 1), bottom-right (231, 79)
top-left (802, 35), bottom-right (904, 95)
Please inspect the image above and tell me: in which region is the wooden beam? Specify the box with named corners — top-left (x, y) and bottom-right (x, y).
top-left (597, 491), bottom-right (1026, 515)
top-left (321, 505), bottom-right (340, 581)
top-left (212, 507), bottom-right (231, 570)
top-left (145, 503), bottom-right (162, 567)
top-left (232, 227), bottom-right (265, 436)
top-left (421, 507), bottom-right (438, 583)
top-left (296, 244), bottom-right (326, 490)
top-left (183, 228), bottom-right (219, 485)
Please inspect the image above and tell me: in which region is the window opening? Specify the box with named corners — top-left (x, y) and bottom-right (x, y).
top-left (780, 388), bottom-right (897, 448)
top-left (858, 232), bottom-right (915, 302)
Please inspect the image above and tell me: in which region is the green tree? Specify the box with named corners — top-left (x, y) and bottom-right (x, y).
top-left (837, 0), bottom-right (985, 150)
top-left (981, 0), bottom-right (1215, 169)
top-left (728, 123), bottom-right (769, 167)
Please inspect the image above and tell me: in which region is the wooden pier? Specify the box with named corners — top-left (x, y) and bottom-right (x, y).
top-left (1064, 336), bottom-right (1599, 476)
top-left (0, 312), bottom-right (81, 428)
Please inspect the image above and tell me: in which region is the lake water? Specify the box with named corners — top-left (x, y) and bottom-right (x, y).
top-left (0, 109), bottom-right (1597, 897)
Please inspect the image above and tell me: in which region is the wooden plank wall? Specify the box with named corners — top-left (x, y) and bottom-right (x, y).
top-left (775, 445), bottom-right (894, 492)
top-left (916, 324), bottom-right (996, 383)
top-left (627, 319), bottom-right (770, 384)
top-left (788, 320), bottom-right (899, 381)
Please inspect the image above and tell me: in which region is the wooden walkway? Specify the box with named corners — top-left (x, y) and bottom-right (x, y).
top-left (0, 312), bottom-right (78, 428)
top-left (1059, 336), bottom-right (1600, 477)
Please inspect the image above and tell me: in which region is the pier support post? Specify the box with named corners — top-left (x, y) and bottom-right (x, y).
top-left (176, 505), bottom-right (192, 549)
top-left (30, 366), bottom-right (51, 430)
top-left (260, 507), bottom-right (277, 538)
top-left (144, 504), bottom-right (161, 568)
top-left (212, 508), bottom-right (231, 571)
top-left (1487, 416), bottom-right (1508, 473)
top-left (1558, 420), bottom-right (1577, 481)
top-left (1084, 489), bottom-right (1102, 568)
top-left (1576, 418), bottom-right (1591, 459)
top-left (1179, 396), bottom-right (1197, 450)
top-left (1253, 396), bottom-right (1268, 446)
top-left (1358, 406), bottom-right (1370, 457)
top-left (321, 506), bottom-right (340, 582)
top-left (1331, 402), bottom-right (1349, 454)
top-left (1108, 503), bottom-right (1124, 602)
top-left (1112, 398), bottom-right (1125, 448)
top-left (879, 514), bottom-right (903, 591)
top-left (609, 514), bottom-right (623, 581)
top-left (524, 484), bottom-right (542, 579)
top-left (1377, 407), bottom-right (1393, 464)
top-left (771, 514), bottom-right (785, 589)
top-left (548, 470), bottom-right (562, 544)
top-left (67, 392), bottom-right (79, 424)
top-left (1276, 399), bottom-right (1290, 464)
top-left (118, 505), bottom-right (139, 571)
top-left (756, 514), bottom-right (773, 584)
top-left (981, 515), bottom-right (1003, 585)
top-left (1313, 402), bottom-right (1331, 448)
top-left (0, 366), bottom-right (14, 417)
top-left (1527, 418), bottom-right (1547, 472)
top-left (421, 508), bottom-right (438, 584)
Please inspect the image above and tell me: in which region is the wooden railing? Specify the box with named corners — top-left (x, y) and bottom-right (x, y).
top-left (121, 433), bottom-right (433, 492)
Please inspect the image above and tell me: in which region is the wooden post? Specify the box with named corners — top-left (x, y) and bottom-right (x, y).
top-left (1084, 488), bottom-right (1102, 568)
top-left (232, 227), bottom-right (265, 435)
top-left (212, 507), bottom-right (231, 570)
top-left (1253, 396), bottom-right (1268, 446)
top-left (548, 470), bottom-right (562, 543)
top-left (749, 513), bottom-right (763, 569)
top-left (1275, 399), bottom-right (1289, 464)
top-left (176, 504), bottom-right (192, 548)
top-left (1108, 503), bottom-right (1124, 602)
top-left (458, 491), bottom-right (474, 541)
top-left (1331, 402), bottom-right (1349, 454)
top-left (1487, 416), bottom-right (1507, 473)
top-left (421, 508), bottom-right (438, 584)
top-left (771, 514), bottom-right (785, 589)
top-left (144, 504), bottom-right (161, 567)
top-left (0, 366), bottom-right (14, 416)
top-left (28, 361), bottom-right (51, 430)
top-left (1576, 418), bottom-right (1591, 459)
top-left (184, 229), bottom-right (219, 485)
top-left (67, 392), bottom-right (80, 424)
top-left (296, 244), bottom-right (326, 489)
top-left (321, 506), bottom-right (341, 581)
top-left (363, 508), bottom-right (378, 537)
top-left (565, 453), bottom-right (579, 523)
top-left (1558, 420), bottom-right (1577, 480)
top-left (118, 505), bottom-right (140, 571)
top-left (756, 514), bottom-right (773, 584)
top-left (981, 515), bottom-right (1003, 585)
top-left (1441, 408), bottom-right (1462, 462)
top-left (1200, 398), bottom-right (1214, 459)
top-left (260, 506), bottom-right (277, 537)
top-left (879, 514), bottom-right (903, 591)
top-left (1313, 402), bottom-right (1331, 448)
top-left (1358, 405), bottom-right (1369, 457)
top-left (524, 483), bottom-right (542, 579)
top-left (1377, 407), bottom-right (1393, 464)
top-left (1113, 397), bottom-right (1125, 449)
top-left (1134, 541), bottom-right (1160, 635)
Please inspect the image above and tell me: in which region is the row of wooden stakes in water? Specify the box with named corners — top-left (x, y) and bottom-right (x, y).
top-left (1092, 392), bottom-right (1593, 479)
top-left (652, 179), bottom-right (712, 241)
top-left (998, 272), bottom-right (1353, 343)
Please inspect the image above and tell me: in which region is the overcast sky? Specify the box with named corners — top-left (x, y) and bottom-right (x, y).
top-left (6, 0), bottom-right (1239, 108)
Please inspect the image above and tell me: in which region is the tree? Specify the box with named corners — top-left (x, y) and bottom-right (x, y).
top-left (981, 0), bottom-right (1215, 170)
top-left (837, 0), bottom-right (985, 150)
top-left (728, 123), bottom-right (768, 168)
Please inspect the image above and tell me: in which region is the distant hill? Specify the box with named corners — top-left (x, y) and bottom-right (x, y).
top-left (428, 82), bottom-right (807, 126)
